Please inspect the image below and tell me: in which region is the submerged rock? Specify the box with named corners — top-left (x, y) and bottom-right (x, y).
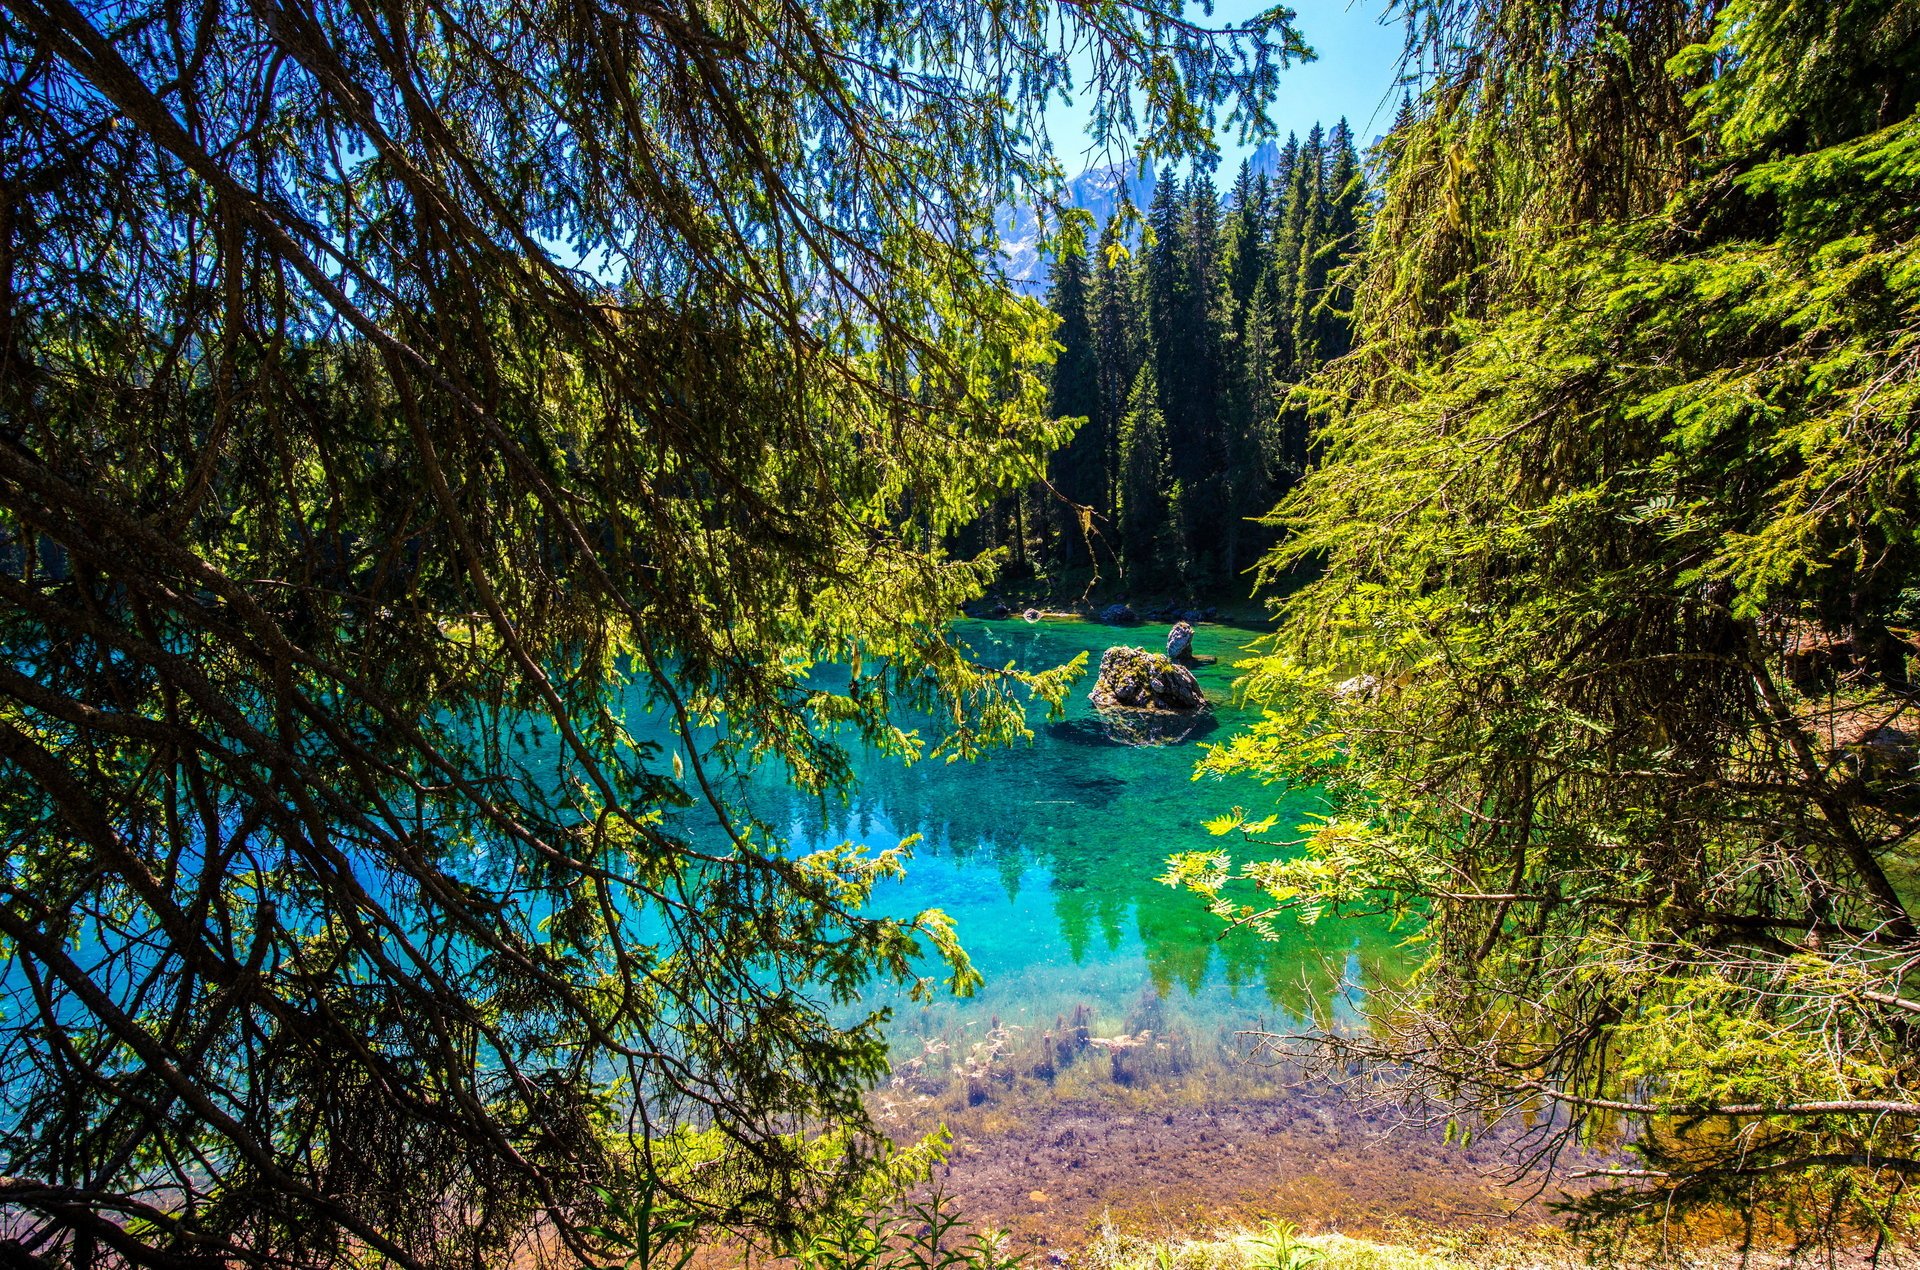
top-left (1045, 713), bottom-right (1218, 747)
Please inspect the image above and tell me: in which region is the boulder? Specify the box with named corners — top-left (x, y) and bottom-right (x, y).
top-left (1844, 724), bottom-right (1917, 774)
top-left (987, 600), bottom-right (1010, 619)
top-left (1097, 603), bottom-right (1139, 625)
top-left (1333, 673), bottom-right (1381, 701)
top-left (1166, 621), bottom-right (1195, 661)
top-left (1023, 608), bottom-right (1042, 623)
top-left (1841, 724), bottom-right (1920, 811)
top-left (1089, 645), bottom-right (1208, 714)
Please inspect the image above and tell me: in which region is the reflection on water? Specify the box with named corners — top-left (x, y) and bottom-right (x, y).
top-left (746, 619), bottom-right (1410, 1075)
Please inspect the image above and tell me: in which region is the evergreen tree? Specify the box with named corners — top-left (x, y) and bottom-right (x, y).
top-left (1143, 168), bottom-right (1190, 435)
top-left (1317, 119), bottom-right (1366, 364)
top-left (1091, 212), bottom-right (1144, 556)
top-left (1175, 0), bottom-right (1920, 1242)
top-left (1037, 126), bottom-right (1371, 586)
top-left (1268, 132), bottom-right (1306, 377)
top-left (1267, 131), bottom-right (1319, 477)
top-left (1287, 123), bottom-right (1333, 377)
top-left (1225, 161), bottom-right (1271, 310)
top-left (1167, 172), bottom-right (1231, 580)
top-left (0, 0), bottom-right (1297, 1258)
top-left (1222, 163), bottom-right (1280, 575)
top-left (1115, 363), bottom-right (1171, 579)
top-left (1046, 228), bottom-right (1101, 568)
top-left (1391, 89), bottom-right (1416, 134)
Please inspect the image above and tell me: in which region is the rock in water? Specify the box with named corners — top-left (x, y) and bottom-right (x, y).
top-left (1087, 646), bottom-right (1209, 744)
top-left (1166, 621), bottom-right (1194, 660)
top-left (1096, 602), bottom-right (1138, 625)
top-left (1089, 646), bottom-right (1207, 713)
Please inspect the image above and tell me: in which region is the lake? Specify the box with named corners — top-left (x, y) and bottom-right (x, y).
top-left (734, 618), bottom-right (1526, 1246)
top-left (746, 616), bottom-right (1411, 1110)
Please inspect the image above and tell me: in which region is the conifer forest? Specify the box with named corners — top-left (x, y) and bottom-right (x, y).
top-left (2, 0), bottom-right (1920, 1262)
top-left (974, 124), bottom-right (1367, 590)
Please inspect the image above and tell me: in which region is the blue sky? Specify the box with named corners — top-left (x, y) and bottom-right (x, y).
top-left (1044, 0), bottom-right (1410, 177)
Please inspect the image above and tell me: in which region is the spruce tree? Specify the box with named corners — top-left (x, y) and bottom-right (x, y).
top-left (1318, 119), bottom-right (1366, 364)
top-left (1115, 363), bottom-right (1171, 580)
top-left (1287, 122), bottom-right (1333, 377)
top-left (1045, 228), bottom-right (1101, 568)
top-left (1174, 0), bottom-right (1920, 1240)
top-left (1268, 131), bottom-right (1305, 377)
top-left (1143, 168), bottom-right (1190, 433)
top-left (1222, 163), bottom-right (1279, 576)
top-left (1174, 172), bottom-right (1233, 581)
top-left (0, 0), bottom-right (1300, 1259)
top-left (1225, 161), bottom-right (1270, 319)
top-left (1091, 212), bottom-right (1144, 559)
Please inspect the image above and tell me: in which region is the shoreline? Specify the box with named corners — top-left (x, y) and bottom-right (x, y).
top-left (879, 1077), bottom-right (1568, 1255)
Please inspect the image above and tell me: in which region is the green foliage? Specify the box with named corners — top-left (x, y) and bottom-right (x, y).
top-left (794, 1192), bottom-right (1023, 1270)
top-left (586, 1179), bottom-right (698, 1270)
top-left (0, 0), bottom-right (1301, 1262)
top-left (1246, 1222), bottom-right (1325, 1270)
top-left (1175, 0), bottom-right (1920, 1246)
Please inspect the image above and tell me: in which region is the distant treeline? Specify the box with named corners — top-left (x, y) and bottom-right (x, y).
top-left (962, 120), bottom-right (1373, 593)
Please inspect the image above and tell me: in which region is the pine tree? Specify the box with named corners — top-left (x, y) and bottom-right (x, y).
top-left (1268, 130), bottom-right (1317, 478)
top-left (1175, 172), bottom-right (1234, 581)
top-left (1318, 119), bottom-right (1366, 364)
top-left (1055, 128), bottom-right (1369, 584)
top-left (0, 0), bottom-right (1299, 1256)
top-left (1174, 0), bottom-right (1920, 1241)
top-left (1225, 161), bottom-right (1269, 315)
top-left (1091, 212), bottom-right (1144, 560)
top-left (1046, 227), bottom-right (1101, 568)
top-left (1115, 362), bottom-right (1171, 580)
top-left (1143, 168), bottom-right (1189, 430)
top-left (1288, 122), bottom-right (1332, 377)
top-left (1267, 131), bottom-right (1304, 378)
top-left (1222, 162), bottom-right (1279, 576)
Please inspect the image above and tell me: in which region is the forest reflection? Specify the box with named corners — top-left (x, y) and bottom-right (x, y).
top-left (748, 619), bottom-right (1414, 1053)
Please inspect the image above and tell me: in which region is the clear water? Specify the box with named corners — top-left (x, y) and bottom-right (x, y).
top-left (748, 618), bottom-right (1408, 1062)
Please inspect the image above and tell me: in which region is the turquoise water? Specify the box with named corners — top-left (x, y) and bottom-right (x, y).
top-left (747, 618), bottom-right (1405, 1065)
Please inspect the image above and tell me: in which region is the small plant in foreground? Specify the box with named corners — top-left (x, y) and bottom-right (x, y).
top-left (797, 1191), bottom-right (1023, 1270)
top-left (586, 1179), bottom-right (698, 1270)
top-left (1246, 1223), bottom-right (1323, 1270)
